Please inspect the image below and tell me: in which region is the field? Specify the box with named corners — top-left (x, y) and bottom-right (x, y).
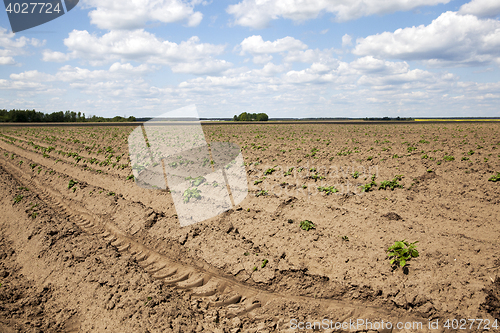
top-left (0, 122), bottom-right (499, 332)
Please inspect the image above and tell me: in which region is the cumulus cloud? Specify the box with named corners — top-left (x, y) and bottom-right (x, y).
top-left (239, 35), bottom-right (307, 55)
top-left (342, 34), bottom-right (352, 47)
top-left (226, 0), bottom-right (450, 28)
top-left (42, 30), bottom-right (231, 75)
top-left (283, 48), bottom-right (336, 63)
top-left (459, 0), bottom-right (500, 18)
top-left (0, 28), bottom-right (44, 65)
top-left (82, 0), bottom-right (204, 30)
top-left (353, 11), bottom-right (500, 67)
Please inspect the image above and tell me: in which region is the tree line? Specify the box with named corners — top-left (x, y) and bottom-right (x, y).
top-left (0, 109), bottom-right (136, 122)
top-left (233, 112), bottom-right (268, 121)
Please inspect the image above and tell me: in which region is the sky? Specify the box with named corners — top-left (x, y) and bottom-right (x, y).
top-left (1, 0), bottom-right (500, 119)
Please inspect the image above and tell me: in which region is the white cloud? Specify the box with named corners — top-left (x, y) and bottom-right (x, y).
top-left (0, 56), bottom-right (15, 65)
top-left (353, 11), bottom-right (500, 67)
top-left (459, 0), bottom-right (500, 18)
top-left (239, 35), bottom-right (307, 55)
top-left (0, 28), bottom-right (44, 65)
top-left (42, 50), bottom-right (74, 62)
top-left (342, 34), bottom-right (352, 47)
top-left (283, 48), bottom-right (336, 63)
top-left (42, 30), bottom-right (231, 75)
top-left (252, 54), bottom-right (274, 64)
top-left (82, 0), bottom-right (203, 30)
top-left (226, 0), bottom-right (450, 29)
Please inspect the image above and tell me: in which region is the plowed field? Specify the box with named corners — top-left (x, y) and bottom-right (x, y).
top-left (0, 123), bottom-right (499, 332)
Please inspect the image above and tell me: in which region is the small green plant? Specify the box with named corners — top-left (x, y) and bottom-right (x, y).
top-left (126, 174), bottom-right (134, 180)
top-left (379, 175), bottom-right (403, 190)
top-left (18, 186), bottom-right (29, 191)
top-left (244, 252), bottom-right (249, 256)
top-left (253, 266), bottom-right (258, 271)
top-left (264, 167), bottom-right (275, 175)
top-left (254, 178), bottom-right (265, 185)
top-left (31, 212), bottom-right (38, 219)
top-left (300, 220), bottom-right (315, 231)
top-left (108, 192), bottom-right (115, 196)
top-left (18, 160), bottom-right (23, 166)
top-left (443, 155), bottom-right (455, 161)
top-left (317, 186), bottom-right (338, 195)
top-left (183, 188), bottom-right (202, 203)
top-left (284, 167), bottom-right (294, 176)
top-left (488, 172), bottom-right (500, 182)
top-left (261, 259), bottom-right (268, 268)
top-left (386, 240), bottom-right (419, 268)
top-left (68, 179), bottom-right (78, 189)
top-left (360, 174), bottom-right (377, 192)
top-left (352, 171), bottom-right (360, 179)
top-left (468, 150), bottom-right (475, 155)
top-left (461, 157), bottom-right (469, 161)
top-left (255, 190), bottom-right (268, 197)
top-left (341, 235), bottom-right (349, 241)
top-left (13, 195), bottom-right (23, 204)
top-left (367, 156), bottom-right (373, 161)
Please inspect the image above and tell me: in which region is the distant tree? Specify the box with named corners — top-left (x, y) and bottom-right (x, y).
top-left (233, 112), bottom-right (268, 121)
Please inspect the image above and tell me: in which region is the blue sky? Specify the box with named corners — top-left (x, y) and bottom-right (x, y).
top-left (1, 0), bottom-right (500, 118)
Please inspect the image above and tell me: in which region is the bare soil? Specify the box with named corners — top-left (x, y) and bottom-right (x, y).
top-left (0, 122), bottom-right (499, 332)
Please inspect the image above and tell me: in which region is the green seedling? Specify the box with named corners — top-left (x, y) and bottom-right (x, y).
top-left (186, 176), bottom-right (205, 186)
top-left (244, 252), bottom-right (249, 256)
top-left (18, 186), bottom-right (29, 191)
top-left (13, 195), bottom-right (23, 204)
top-left (488, 172), bottom-right (500, 182)
top-left (126, 174), bottom-right (134, 180)
top-left (300, 220), bottom-right (315, 231)
top-left (352, 171), bottom-right (360, 179)
top-left (387, 240), bottom-right (419, 268)
top-left (443, 155), bottom-right (455, 161)
top-left (264, 167), bottom-right (275, 175)
top-left (341, 235), bottom-right (349, 241)
top-left (379, 175), bottom-right (403, 190)
top-left (284, 167), bottom-right (294, 176)
top-left (68, 179), bottom-right (78, 189)
top-left (183, 188), bottom-right (201, 203)
top-left (31, 212), bottom-right (38, 219)
top-left (360, 174), bottom-right (377, 192)
top-left (317, 186), bottom-right (339, 195)
top-left (261, 259), bottom-right (268, 268)
top-left (255, 190), bottom-right (268, 197)
top-left (254, 178), bottom-right (265, 185)
top-left (108, 192), bottom-right (115, 196)
top-left (253, 266), bottom-right (258, 271)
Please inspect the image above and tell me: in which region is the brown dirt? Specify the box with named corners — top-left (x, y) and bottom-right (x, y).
top-left (0, 122), bottom-right (499, 332)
